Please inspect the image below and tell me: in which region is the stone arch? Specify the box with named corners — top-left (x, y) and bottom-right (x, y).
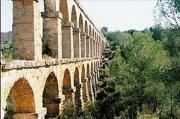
top-left (60, 0), bottom-right (69, 22)
top-left (92, 29), bottom-right (95, 38)
top-left (61, 0), bottom-right (72, 58)
top-left (79, 14), bottom-right (83, 31)
top-left (43, 72), bottom-right (60, 118)
top-left (5, 78), bottom-right (36, 119)
top-left (89, 25), bottom-right (92, 36)
top-left (81, 65), bottom-right (88, 102)
top-left (72, 5), bottom-right (80, 58)
top-left (63, 69), bottom-right (71, 92)
top-left (90, 27), bottom-right (93, 57)
top-left (91, 62), bottom-right (96, 97)
top-left (71, 5), bottom-right (77, 28)
top-left (94, 62), bottom-right (96, 72)
top-left (87, 64), bottom-right (93, 100)
top-left (74, 67), bottom-right (80, 87)
top-left (97, 35), bottom-right (99, 57)
top-left (74, 67), bottom-right (82, 113)
top-left (62, 69), bottom-right (74, 117)
top-left (96, 35), bottom-right (98, 41)
top-left (97, 39), bottom-right (99, 57)
top-left (95, 32), bottom-right (96, 40)
top-left (81, 34), bottom-right (86, 57)
top-left (95, 31), bottom-right (97, 39)
top-left (91, 62), bottom-right (94, 75)
top-left (85, 21), bottom-right (88, 35)
top-left (87, 64), bottom-right (90, 78)
top-left (85, 22), bottom-right (90, 57)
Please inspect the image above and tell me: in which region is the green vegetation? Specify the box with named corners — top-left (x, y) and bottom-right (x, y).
top-left (74, 0), bottom-right (180, 118)
top-left (154, 0), bottom-right (180, 27)
top-left (1, 41), bottom-right (12, 60)
top-left (78, 27), bottom-right (179, 119)
top-left (72, 26), bottom-right (179, 119)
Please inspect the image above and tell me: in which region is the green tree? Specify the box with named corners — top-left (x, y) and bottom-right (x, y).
top-left (154, 0), bottom-right (180, 27)
top-left (100, 27), bottom-right (109, 37)
top-left (91, 31), bottom-right (172, 119)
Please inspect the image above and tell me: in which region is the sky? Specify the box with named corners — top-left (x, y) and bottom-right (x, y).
top-left (1, 0), bottom-right (157, 32)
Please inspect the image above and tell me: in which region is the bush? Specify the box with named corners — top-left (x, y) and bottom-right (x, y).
top-left (1, 42), bottom-right (12, 60)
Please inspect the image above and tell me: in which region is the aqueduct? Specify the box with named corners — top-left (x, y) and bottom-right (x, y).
top-left (1, 0), bottom-right (108, 119)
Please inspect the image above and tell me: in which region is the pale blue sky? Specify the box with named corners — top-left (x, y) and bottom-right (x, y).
top-left (1, 0), bottom-right (157, 32)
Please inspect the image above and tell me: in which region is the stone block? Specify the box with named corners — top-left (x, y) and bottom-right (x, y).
top-left (13, 113), bottom-right (38, 119)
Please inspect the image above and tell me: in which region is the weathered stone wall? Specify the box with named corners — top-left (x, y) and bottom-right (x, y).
top-left (12, 0), bottom-right (42, 60)
top-left (1, 59), bottom-right (101, 119)
top-left (1, 0), bottom-right (108, 118)
top-left (12, 0), bottom-right (108, 60)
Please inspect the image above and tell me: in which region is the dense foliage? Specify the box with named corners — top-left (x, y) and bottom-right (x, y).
top-left (77, 18), bottom-right (180, 119)
top-left (154, 0), bottom-right (180, 27)
top-left (83, 1), bottom-right (180, 118)
top-left (1, 41), bottom-right (12, 60)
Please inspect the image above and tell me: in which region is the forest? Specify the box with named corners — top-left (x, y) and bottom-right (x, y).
top-left (71, 0), bottom-right (180, 119)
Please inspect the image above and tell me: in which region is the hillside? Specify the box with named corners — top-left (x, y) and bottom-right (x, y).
top-left (1, 31), bottom-right (12, 43)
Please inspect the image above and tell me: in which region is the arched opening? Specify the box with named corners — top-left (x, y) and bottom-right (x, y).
top-left (91, 29), bottom-right (95, 57)
top-left (85, 21), bottom-right (89, 57)
top-left (60, 0), bottom-right (69, 22)
top-left (97, 38), bottom-right (100, 57)
top-left (95, 61), bottom-right (99, 90)
top-left (91, 62), bottom-right (94, 77)
top-left (85, 21), bottom-right (88, 35)
top-left (74, 67), bottom-right (82, 114)
top-left (94, 33), bottom-right (96, 57)
top-left (94, 32), bottom-right (96, 40)
top-left (89, 25), bottom-right (92, 37)
top-left (94, 62), bottom-right (97, 72)
top-left (62, 69), bottom-right (74, 117)
top-left (97, 35), bottom-right (99, 57)
top-left (94, 32), bottom-right (97, 57)
top-left (79, 14), bottom-right (83, 31)
top-left (5, 78), bottom-right (36, 119)
top-left (91, 62), bottom-right (96, 97)
top-left (71, 5), bottom-right (77, 28)
top-left (72, 7), bottom-right (80, 58)
top-left (87, 64), bottom-right (93, 100)
top-left (42, 0), bottom-right (61, 58)
top-left (60, 0), bottom-right (72, 58)
top-left (43, 72), bottom-right (60, 118)
top-left (82, 65), bottom-right (88, 102)
top-left (79, 14), bottom-right (85, 58)
top-left (89, 25), bottom-right (92, 57)
top-left (95, 62), bottom-right (98, 90)
top-left (96, 41), bottom-right (99, 57)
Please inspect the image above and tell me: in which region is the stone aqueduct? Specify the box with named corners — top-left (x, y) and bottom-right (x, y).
top-left (1, 0), bottom-right (108, 119)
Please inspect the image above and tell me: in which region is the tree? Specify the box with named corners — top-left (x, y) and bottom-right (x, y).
top-left (100, 27), bottom-right (109, 37)
top-left (150, 25), bottom-right (163, 41)
top-left (154, 0), bottom-right (180, 27)
top-left (93, 31), bottom-right (172, 119)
